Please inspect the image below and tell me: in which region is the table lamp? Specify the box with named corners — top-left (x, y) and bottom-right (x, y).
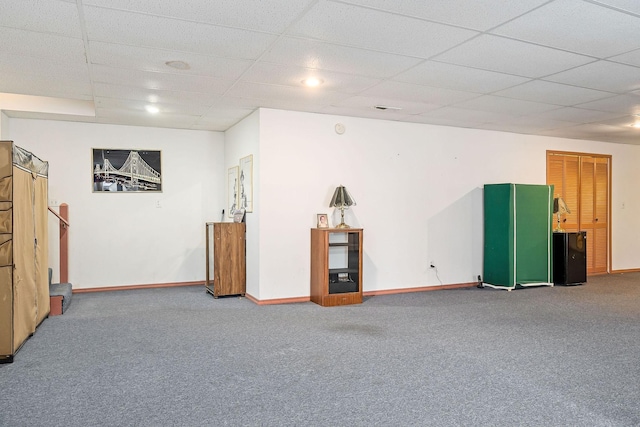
top-left (329, 185), bottom-right (356, 228)
top-left (553, 196), bottom-right (570, 232)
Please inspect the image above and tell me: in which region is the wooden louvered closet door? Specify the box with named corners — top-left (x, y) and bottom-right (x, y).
top-left (580, 156), bottom-right (608, 274)
top-left (547, 152), bottom-right (610, 275)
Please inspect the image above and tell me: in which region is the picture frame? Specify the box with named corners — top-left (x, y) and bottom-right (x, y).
top-left (228, 166), bottom-right (239, 217)
top-left (239, 154), bottom-right (253, 212)
top-left (233, 208), bottom-right (246, 223)
top-left (317, 213), bottom-right (329, 228)
top-left (92, 148), bottom-right (162, 192)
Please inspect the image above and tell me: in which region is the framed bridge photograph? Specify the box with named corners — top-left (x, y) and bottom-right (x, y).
top-left (92, 148), bottom-right (162, 192)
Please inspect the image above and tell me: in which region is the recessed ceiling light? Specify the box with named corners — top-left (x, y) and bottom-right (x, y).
top-left (145, 105), bottom-right (160, 114)
top-left (302, 77), bottom-right (323, 87)
top-left (165, 60), bottom-right (190, 70)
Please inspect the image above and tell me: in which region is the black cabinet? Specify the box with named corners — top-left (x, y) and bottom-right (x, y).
top-left (553, 232), bottom-right (587, 286)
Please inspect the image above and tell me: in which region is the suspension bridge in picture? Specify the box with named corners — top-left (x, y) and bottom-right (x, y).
top-left (94, 151), bottom-right (161, 191)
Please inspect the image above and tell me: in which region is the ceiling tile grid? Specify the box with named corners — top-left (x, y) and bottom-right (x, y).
top-left (1, 0), bottom-right (640, 144)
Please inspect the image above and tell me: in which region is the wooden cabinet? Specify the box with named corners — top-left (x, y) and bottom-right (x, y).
top-left (310, 228), bottom-right (363, 307)
top-left (205, 222), bottom-right (245, 298)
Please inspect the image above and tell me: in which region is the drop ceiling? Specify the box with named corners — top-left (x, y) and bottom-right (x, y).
top-left (2, 0), bottom-right (640, 144)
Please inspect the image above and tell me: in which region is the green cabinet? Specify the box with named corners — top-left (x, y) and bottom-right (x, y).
top-left (483, 183), bottom-right (554, 290)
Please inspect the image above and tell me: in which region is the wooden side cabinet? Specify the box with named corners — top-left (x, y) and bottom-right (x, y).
top-left (205, 222), bottom-right (246, 298)
top-left (310, 228), bottom-right (363, 307)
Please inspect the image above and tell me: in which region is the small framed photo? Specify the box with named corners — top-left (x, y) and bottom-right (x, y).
top-left (233, 209), bottom-right (246, 223)
top-left (317, 213), bottom-right (329, 228)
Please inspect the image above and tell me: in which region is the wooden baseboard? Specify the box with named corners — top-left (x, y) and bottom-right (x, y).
top-left (73, 281), bottom-right (204, 293)
top-left (245, 294), bottom-right (310, 305)
top-left (609, 268), bottom-right (640, 274)
top-left (247, 282), bottom-right (477, 305)
top-left (364, 282), bottom-right (478, 296)
top-left (71, 281), bottom-right (478, 304)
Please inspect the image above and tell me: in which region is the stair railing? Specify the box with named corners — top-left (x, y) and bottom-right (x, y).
top-left (47, 203), bottom-right (69, 283)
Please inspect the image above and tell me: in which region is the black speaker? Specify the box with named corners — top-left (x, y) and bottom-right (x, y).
top-left (553, 232), bottom-right (587, 285)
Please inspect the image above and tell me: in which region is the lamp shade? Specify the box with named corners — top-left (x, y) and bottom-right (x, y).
top-left (329, 185), bottom-right (356, 208)
top-left (553, 197), bottom-right (571, 215)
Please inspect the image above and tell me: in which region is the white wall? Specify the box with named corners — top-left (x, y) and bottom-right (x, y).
top-left (7, 110), bottom-right (640, 296)
top-left (0, 111), bottom-right (8, 139)
top-left (9, 119), bottom-right (225, 289)
top-left (224, 111), bottom-right (261, 298)
top-left (255, 108), bottom-right (640, 300)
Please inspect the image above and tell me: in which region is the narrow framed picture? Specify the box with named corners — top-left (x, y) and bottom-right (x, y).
top-left (92, 148), bottom-right (162, 192)
top-left (228, 166), bottom-right (239, 217)
top-left (239, 154), bottom-right (253, 212)
top-left (317, 213), bottom-right (329, 228)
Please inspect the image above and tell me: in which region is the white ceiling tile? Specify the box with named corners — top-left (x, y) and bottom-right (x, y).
top-left (544, 60), bottom-right (640, 93)
top-left (93, 83), bottom-right (223, 106)
top-left (493, 80), bottom-right (615, 106)
top-left (593, 115), bottom-right (640, 127)
top-left (587, 0), bottom-right (640, 16)
top-left (392, 61), bottom-right (530, 93)
top-left (0, 0), bottom-right (82, 38)
top-left (403, 114), bottom-right (482, 128)
top-left (3, 110), bottom-right (97, 123)
top-left (488, 115), bottom-right (578, 130)
top-left (288, 1), bottom-right (478, 58)
top-left (332, 95), bottom-right (441, 115)
top-left (608, 48), bottom-right (640, 67)
top-left (360, 81), bottom-right (482, 105)
top-left (418, 106), bottom-right (521, 124)
top-left (83, 6), bottom-right (277, 60)
top-left (0, 52), bottom-right (90, 83)
top-left (196, 107), bottom-right (255, 123)
top-left (89, 42), bottom-right (253, 80)
top-left (191, 119), bottom-right (245, 132)
top-left (492, 0), bottom-right (640, 58)
top-left (575, 94), bottom-right (640, 114)
top-left (83, 0), bottom-right (316, 33)
top-left (0, 71), bottom-right (92, 99)
top-left (2, 0), bottom-right (640, 141)
top-left (225, 81), bottom-right (351, 105)
top-left (452, 95), bottom-right (562, 116)
top-left (95, 108), bottom-right (200, 129)
top-left (91, 65), bottom-right (234, 94)
top-left (262, 37), bottom-right (423, 78)
top-left (532, 107), bottom-right (624, 123)
top-left (434, 34), bottom-right (595, 78)
top-left (544, 130), bottom-right (638, 144)
top-left (0, 27), bottom-right (86, 63)
top-left (94, 96), bottom-right (211, 116)
top-left (319, 105), bottom-right (412, 121)
top-left (474, 122), bottom-right (552, 134)
top-left (240, 63), bottom-right (381, 94)
top-left (542, 122), bottom-right (639, 144)
top-left (340, 0), bottom-right (549, 31)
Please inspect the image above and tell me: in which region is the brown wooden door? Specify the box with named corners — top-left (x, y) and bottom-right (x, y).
top-left (547, 152), bottom-right (610, 275)
top-left (580, 156), bottom-right (608, 274)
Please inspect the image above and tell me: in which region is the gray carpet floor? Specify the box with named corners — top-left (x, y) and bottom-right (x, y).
top-left (1, 273), bottom-right (640, 426)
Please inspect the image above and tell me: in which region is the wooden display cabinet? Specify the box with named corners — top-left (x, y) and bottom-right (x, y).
top-left (310, 228), bottom-right (363, 307)
top-left (205, 222), bottom-right (246, 298)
